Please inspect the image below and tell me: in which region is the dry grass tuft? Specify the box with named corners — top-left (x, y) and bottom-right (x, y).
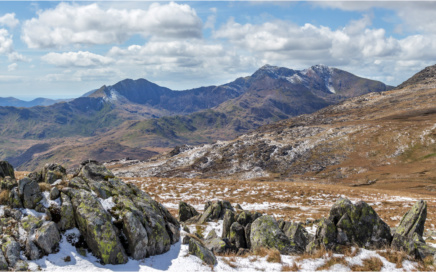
top-left (296, 247), bottom-right (328, 261)
top-left (417, 255), bottom-right (435, 271)
top-left (282, 262), bottom-right (300, 271)
top-left (39, 183), bottom-right (51, 192)
top-left (316, 256), bottom-right (347, 271)
top-left (221, 257), bottom-right (238, 268)
top-left (350, 257), bottom-right (384, 271)
top-left (0, 189), bottom-right (10, 205)
top-left (377, 249), bottom-right (408, 268)
top-left (254, 247), bottom-right (282, 263)
top-left (195, 225), bottom-right (205, 239)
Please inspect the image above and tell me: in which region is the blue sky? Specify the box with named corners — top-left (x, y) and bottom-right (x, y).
top-left (1, 1), bottom-right (436, 100)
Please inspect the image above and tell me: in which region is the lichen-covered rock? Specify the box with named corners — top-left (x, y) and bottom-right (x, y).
top-left (250, 215), bottom-right (298, 254)
top-left (205, 237), bottom-right (233, 254)
top-left (206, 229), bottom-right (218, 240)
top-left (50, 187), bottom-right (60, 200)
top-left (67, 188), bottom-right (128, 265)
top-left (58, 193), bottom-right (75, 231)
top-left (198, 200), bottom-right (233, 224)
top-left (21, 214), bottom-right (43, 232)
top-left (237, 211), bottom-right (252, 226)
top-left (8, 187), bottom-right (22, 208)
top-left (230, 222), bottom-right (247, 249)
top-left (306, 218), bottom-right (337, 252)
top-left (0, 161), bottom-right (15, 180)
top-left (35, 221), bottom-right (61, 255)
top-left (392, 200), bottom-right (435, 259)
top-left (18, 178), bottom-right (43, 209)
top-left (328, 198), bottom-right (391, 248)
top-left (0, 250), bottom-right (7, 270)
top-left (245, 223), bottom-right (252, 249)
top-left (222, 209), bottom-right (236, 239)
top-left (1, 235), bottom-right (20, 267)
top-left (179, 201), bottom-right (199, 222)
top-left (14, 260), bottom-right (29, 271)
top-left (0, 176), bottom-right (17, 190)
top-left (42, 163), bottom-right (67, 184)
top-left (25, 240), bottom-right (42, 260)
top-left (79, 159), bottom-right (114, 182)
top-left (189, 238), bottom-right (217, 265)
top-left (122, 211), bottom-right (149, 259)
top-left (281, 221), bottom-right (309, 252)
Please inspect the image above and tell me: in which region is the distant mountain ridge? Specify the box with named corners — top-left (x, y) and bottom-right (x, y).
top-left (0, 97), bottom-right (69, 108)
top-left (0, 64), bottom-right (393, 170)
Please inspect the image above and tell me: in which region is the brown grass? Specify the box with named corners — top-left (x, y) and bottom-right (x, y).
top-left (377, 249), bottom-right (409, 268)
top-left (296, 248), bottom-right (328, 262)
top-left (316, 256), bottom-right (348, 271)
top-left (282, 262), bottom-right (300, 271)
top-left (221, 257), bottom-right (238, 268)
top-left (253, 247), bottom-right (282, 263)
top-left (195, 225), bottom-right (205, 239)
top-left (417, 255), bottom-right (435, 271)
top-left (0, 190), bottom-right (10, 205)
top-left (350, 257), bottom-right (384, 271)
top-left (39, 183), bottom-right (51, 192)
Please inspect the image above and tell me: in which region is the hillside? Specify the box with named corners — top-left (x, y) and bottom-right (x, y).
top-left (0, 64), bottom-right (391, 170)
top-left (112, 64), bottom-right (436, 192)
top-left (0, 97), bottom-right (68, 107)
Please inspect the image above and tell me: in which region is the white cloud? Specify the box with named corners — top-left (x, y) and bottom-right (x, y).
top-left (0, 29), bottom-right (13, 54)
top-left (0, 13), bottom-right (19, 28)
top-left (43, 67), bottom-right (122, 82)
top-left (22, 2), bottom-right (203, 49)
top-left (8, 52), bottom-right (29, 62)
top-left (41, 51), bottom-right (114, 67)
top-left (7, 63), bottom-right (17, 71)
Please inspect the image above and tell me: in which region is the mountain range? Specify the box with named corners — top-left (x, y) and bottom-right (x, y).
top-left (112, 64), bottom-right (436, 192)
top-left (0, 64), bottom-right (392, 170)
top-left (0, 97), bottom-right (68, 108)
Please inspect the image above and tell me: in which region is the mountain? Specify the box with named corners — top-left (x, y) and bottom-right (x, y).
top-left (112, 64), bottom-right (436, 189)
top-left (0, 64), bottom-right (392, 170)
top-left (0, 97), bottom-right (68, 107)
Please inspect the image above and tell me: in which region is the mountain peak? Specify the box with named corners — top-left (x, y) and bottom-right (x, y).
top-left (397, 64), bottom-right (436, 89)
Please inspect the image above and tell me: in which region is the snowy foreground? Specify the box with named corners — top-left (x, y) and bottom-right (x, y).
top-left (27, 221), bottom-right (423, 272)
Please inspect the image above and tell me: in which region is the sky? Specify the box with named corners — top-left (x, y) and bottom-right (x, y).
top-left (1, 1), bottom-right (436, 100)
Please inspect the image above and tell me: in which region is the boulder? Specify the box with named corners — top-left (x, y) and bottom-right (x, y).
top-left (9, 188), bottom-right (23, 208)
top-left (121, 211), bottom-right (149, 259)
top-left (237, 211), bottom-right (252, 226)
top-left (306, 218), bottom-right (337, 252)
top-left (67, 188), bottom-right (128, 264)
top-left (392, 200), bottom-right (436, 259)
top-left (0, 176), bottom-right (17, 190)
top-left (198, 200), bottom-right (233, 224)
top-left (250, 215), bottom-right (298, 254)
top-left (1, 235), bottom-right (20, 267)
top-left (25, 240), bottom-right (42, 260)
top-left (34, 221), bottom-right (61, 255)
top-left (222, 209), bottom-right (236, 239)
top-left (42, 163), bottom-right (66, 184)
top-left (14, 260), bottom-right (29, 271)
top-left (79, 159), bottom-right (114, 181)
top-left (205, 237), bottom-right (233, 254)
top-left (0, 161), bottom-right (15, 180)
top-left (0, 250), bottom-right (7, 270)
top-left (18, 178), bottom-right (43, 209)
top-left (281, 221), bottom-right (310, 252)
top-left (178, 201), bottom-right (199, 222)
top-left (189, 238), bottom-right (217, 265)
top-left (58, 193), bottom-right (75, 231)
top-left (50, 187), bottom-right (60, 200)
top-left (206, 229), bottom-right (218, 240)
top-left (230, 222), bottom-right (247, 249)
top-left (245, 223), bottom-right (252, 249)
top-left (21, 214), bottom-right (43, 232)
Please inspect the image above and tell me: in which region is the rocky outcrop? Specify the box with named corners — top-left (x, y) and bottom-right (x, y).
top-left (391, 200), bottom-right (436, 259)
top-left (250, 215), bottom-right (298, 254)
top-left (307, 198), bottom-right (392, 252)
top-left (189, 237), bottom-right (217, 266)
top-left (0, 161), bottom-right (15, 180)
top-left (179, 201), bottom-right (199, 222)
top-left (280, 221), bottom-right (310, 252)
top-left (198, 200), bottom-right (234, 224)
top-left (0, 160), bottom-right (180, 270)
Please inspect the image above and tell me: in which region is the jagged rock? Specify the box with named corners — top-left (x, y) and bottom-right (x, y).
top-left (328, 198), bottom-right (391, 248)
top-left (8, 188), bottom-right (22, 208)
top-left (0, 176), bottom-right (17, 190)
top-left (58, 193), bottom-right (75, 231)
top-left (35, 221), bottom-right (61, 255)
top-left (18, 178), bottom-right (43, 209)
top-left (68, 177), bottom-right (91, 191)
top-left (21, 214), bottom-right (43, 232)
top-left (67, 188), bottom-right (128, 264)
top-left (198, 200), bottom-right (233, 224)
top-left (25, 240), bottom-right (42, 260)
top-left (122, 211), bottom-right (149, 259)
top-left (189, 238), bottom-right (217, 265)
top-left (79, 159), bottom-right (114, 181)
top-left (1, 235), bottom-right (20, 267)
top-left (245, 223), bottom-right (252, 249)
top-left (50, 187), bottom-right (60, 200)
top-left (0, 161), bottom-right (15, 180)
top-left (205, 237), bottom-right (233, 254)
top-left (235, 204), bottom-right (243, 210)
top-left (237, 211), bottom-right (252, 226)
top-left (206, 229), bottom-right (218, 240)
top-left (42, 163), bottom-right (67, 184)
top-left (230, 222), bottom-right (247, 249)
top-left (281, 221), bottom-right (310, 252)
top-left (250, 215), bottom-right (298, 254)
top-left (4, 208), bottom-right (22, 221)
top-left (179, 201), bottom-right (199, 222)
top-left (183, 225), bottom-right (190, 233)
top-left (306, 218), bottom-right (337, 252)
top-left (0, 250), bottom-right (7, 270)
top-left (392, 200), bottom-right (436, 259)
top-left (222, 209), bottom-right (236, 239)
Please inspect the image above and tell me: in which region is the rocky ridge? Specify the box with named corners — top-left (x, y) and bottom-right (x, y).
top-left (0, 160), bottom-right (179, 270)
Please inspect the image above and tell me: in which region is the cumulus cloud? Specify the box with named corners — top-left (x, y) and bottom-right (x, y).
top-left (7, 63), bottom-right (17, 71)
top-left (0, 13), bottom-right (19, 28)
top-left (0, 29), bottom-right (13, 54)
top-left (41, 51), bottom-right (114, 67)
top-left (43, 67), bottom-right (122, 82)
top-left (22, 2), bottom-right (203, 49)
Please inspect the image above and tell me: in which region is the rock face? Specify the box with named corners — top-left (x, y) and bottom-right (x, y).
top-left (0, 161), bottom-right (15, 180)
top-left (0, 160), bottom-right (180, 270)
top-left (189, 238), bottom-right (217, 266)
top-left (198, 200), bottom-right (233, 224)
top-left (179, 201), bottom-right (199, 222)
top-left (391, 200), bottom-right (436, 259)
top-left (250, 215), bottom-right (298, 254)
top-left (308, 198), bottom-right (392, 252)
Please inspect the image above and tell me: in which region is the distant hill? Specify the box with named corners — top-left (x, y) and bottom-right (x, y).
top-left (0, 64), bottom-right (392, 170)
top-left (0, 97), bottom-right (68, 107)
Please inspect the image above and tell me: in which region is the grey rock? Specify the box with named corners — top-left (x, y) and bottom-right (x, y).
top-left (21, 214), bottom-right (43, 232)
top-left (0, 161), bottom-right (15, 180)
top-left (178, 201), bottom-right (199, 222)
top-left (189, 238), bottom-right (217, 265)
top-left (222, 209), bottom-right (236, 239)
top-left (58, 193), bottom-right (75, 231)
top-left (205, 237), bottom-right (233, 254)
top-left (250, 215), bottom-right (298, 254)
top-left (49, 187), bottom-right (60, 200)
top-left (206, 229), bottom-right (218, 240)
top-left (282, 221), bottom-right (309, 253)
top-left (42, 163), bottom-right (66, 184)
top-left (122, 211), bottom-right (149, 260)
top-left (0, 250), bottom-right (7, 270)
top-left (35, 221), bottom-right (61, 255)
top-left (25, 240), bottom-right (42, 260)
top-left (1, 235), bottom-right (20, 267)
top-left (14, 260), bottom-right (29, 271)
top-left (237, 211), bottom-right (252, 226)
top-left (245, 223), bottom-right (252, 249)
top-left (307, 218), bottom-right (337, 252)
top-left (230, 222), bottom-right (246, 249)
top-left (18, 178), bottom-right (43, 209)
top-left (182, 236), bottom-right (191, 245)
top-left (9, 187), bottom-right (23, 208)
